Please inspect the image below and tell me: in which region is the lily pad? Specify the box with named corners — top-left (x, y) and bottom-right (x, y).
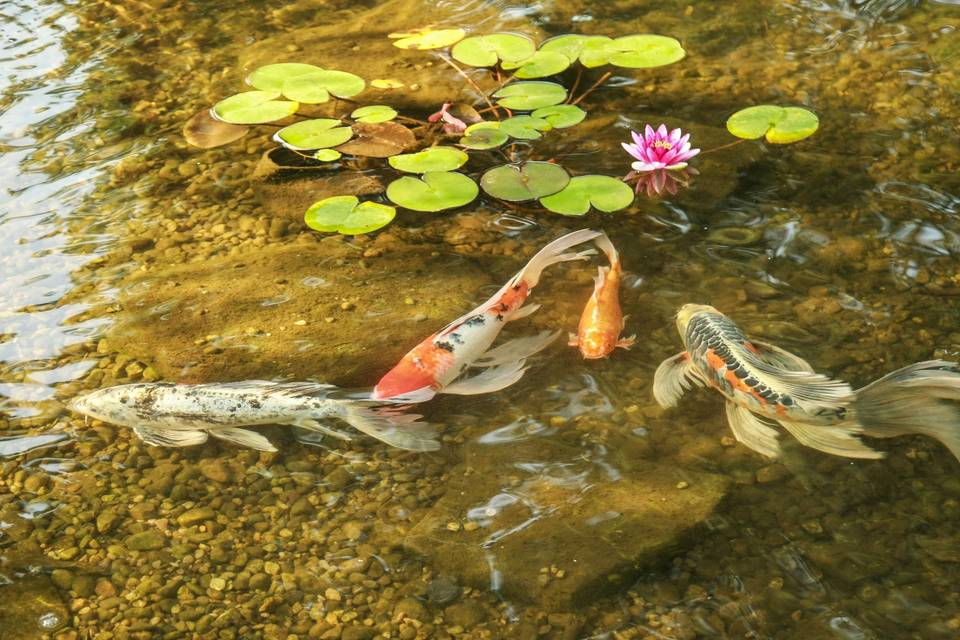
top-left (212, 91), bottom-right (299, 125)
top-left (481, 162), bottom-right (570, 202)
top-left (314, 149), bottom-right (342, 161)
top-left (459, 127), bottom-right (509, 150)
top-left (605, 35), bottom-right (686, 69)
top-left (304, 196), bottom-right (396, 235)
top-left (493, 82), bottom-right (567, 110)
top-left (275, 118), bottom-right (354, 150)
top-left (501, 50), bottom-right (572, 78)
top-left (390, 28), bottom-right (466, 50)
top-left (389, 146), bottom-right (468, 173)
top-left (246, 63), bottom-right (322, 92)
top-left (184, 109), bottom-right (249, 148)
top-left (247, 64), bottom-right (366, 103)
top-left (726, 105), bottom-right (820, 144)
top-left (452, 33), bottom-right (536, 67)
top-left (335, 121), bottom-right (416, 158)
top-left (386, 171), bottom-right (479, 212)
top-left (371, 78), bottom-right (405, 89)
top-left (530, 104), bottom-right (585, 128)
top-left (351, 105), bottom-right (398, 123)
top-left (539, 175), bottom-right (634, 215)
top-left (540, 34), bottom-right (612, 66)
top-left (499, 116), bottom-right (552, 140)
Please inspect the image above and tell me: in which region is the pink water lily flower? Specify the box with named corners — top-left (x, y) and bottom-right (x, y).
top-left (428, 102), bottom-right (468, 134)
top-left (622, 124), bottom-right (700, 172)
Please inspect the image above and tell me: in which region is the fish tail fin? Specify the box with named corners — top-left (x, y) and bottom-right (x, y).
top-left (515, 229), bottom-right (601, 288)
top-left (325, 402), bottom-right (440, 452)
top-left (854, 360), bottom-right (960, 462)
top-left (593, 232), bottom-right (619, 265)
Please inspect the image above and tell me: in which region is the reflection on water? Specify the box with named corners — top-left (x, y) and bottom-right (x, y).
top-left (0, 0), bottom-right (959, 638)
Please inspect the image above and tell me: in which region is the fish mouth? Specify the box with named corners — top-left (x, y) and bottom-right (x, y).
top-left (675, 303), bottom-right (718, 334)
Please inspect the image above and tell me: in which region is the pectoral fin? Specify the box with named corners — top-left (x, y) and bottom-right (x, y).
top-left (133, 426), bottom-right (209, 448)
top-left (778, 419), bottom-right (884, 459)
top-left (653, 351), bottom-right (705, 408)
top-left (748, 340), bottom-right (814, 372)
top-left (291, 418), bottom-right (354, 441)
top-left (442, 360), bottom-right (527, 395)
top-left (509, 303), bottom-right (541, 321)
top-left (473, 330), bottom-right (559, 367)
top-left (210, 427), bottom-right (278, 452)
top-left (617, 335), bottom-right (636, 350)
top-left (340, 405), bottom-right (439, 452)
top-left (724, 401), bottom-right (782, 458)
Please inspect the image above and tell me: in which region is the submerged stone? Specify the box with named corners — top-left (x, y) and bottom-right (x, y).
top-left (108, 243), bottom-right (488, 386)
top-left (404, 438), bottom-right (729, 610)
top-left (0, 575), bottom-right (67, 639)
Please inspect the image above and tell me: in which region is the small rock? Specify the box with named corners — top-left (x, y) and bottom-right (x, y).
top-left (125, 530), bottom-right (166, 551)
top-left (756, 464), bottom-right (790, 484)
top-left (50, 569), bottom-right (73, 591)
top-left (198, 459), bottom-right (233, 483)
top-left (444, 601), bottom-right (486, 628)
top-left (341, 625), bottom-right (376, 640)
top-left (96, 510), bottom-right (120, 534)
top-left (426, 575), bottom-right (461, 605)
top-left (178, 506), bottom-right (216, 527)
top-left (393, 597), bottom-right (429, 622)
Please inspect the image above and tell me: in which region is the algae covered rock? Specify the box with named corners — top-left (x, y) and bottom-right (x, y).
top-left (0, 574), bottom-right (67, 639)
top-left (108, 242), bottom-right (488, 385)
top-left (404, 437), bottom-right (730, 610)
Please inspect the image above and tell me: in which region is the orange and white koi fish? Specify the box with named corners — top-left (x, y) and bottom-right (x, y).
top-left (371, 229), bottom-right (602, 403)
top-left (654, 304), bottom-right (960, 462)
top-left (568, 233), bottom-right (635, 359)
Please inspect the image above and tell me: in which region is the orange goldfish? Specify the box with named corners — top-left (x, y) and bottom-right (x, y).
top-left (371, 229), bottom-right (602, 403)
top-left (569, 233), bottom-right (635, 359)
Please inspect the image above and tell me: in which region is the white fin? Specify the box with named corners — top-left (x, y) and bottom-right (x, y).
top-left (209, 380), bottom-right (337, 398)
top-left (593, 232), bottom-right (619, 264)
top-left (509, 303), bottom-right (541, 321)
top-left (653, 351), bottom-right (705, 408)
top-left (737, 349), bottom-right (853, 406)
top-left (133, 426), bottom-right (209, 448)
top-left (338, 404), bottom-right (440, 452)
top-left (748, 340), bottom-right (814, 372)
top-left (473, 331), bottom-right (559, 367)
top-left (442, 360), bottom-right (527, 395)
top-left (371, 386), bottom-right (437, 404)
top-left (292, 418), bottom-right (353, 441)
top-left (779, 419), bottom-right (884, 459)
top-left (209, 427), bottom-right (277, 452)
top-left (724, 401), bottom-right (782, 458)
top-left (512, 229), bottom-right (602, 288)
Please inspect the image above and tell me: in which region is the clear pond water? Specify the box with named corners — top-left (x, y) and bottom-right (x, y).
top-left (2, 0), bottom-right (960, 638)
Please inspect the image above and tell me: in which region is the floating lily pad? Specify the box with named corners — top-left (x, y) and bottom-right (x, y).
top-left (540, 34), bottom-right (612, 66)
top-left (481, 162), bottom-right (570, 202)
top-left (390, 28), bottom-right (466, 50)
top-left (184, 109), bottom-right (249, 148)
top-left (605, 35), bottom-right (686, 68)
top-left (501, 50), bottom-right (572, 78)
top-left (499, 116), bottom-right (552, 140)
top-left (336, 121), bottom-right (416, 157)
top-left (389, 146), bottom-right (468, 173)
top-left (212, 91), bottom-right (299, 125)
top-left (726, 105), bottom-right (820, 144)
top-left (276, 118), bottom-right (354, 150)
top-left (351, 105), bottom-right (398, 123)
top-left (452, 33), bottom-right (537, 67)
top-left (371, 78), bottom-right (405, 89)
top-left (464, 121), bottom-right (500, 133)
top-left (305, 196), bottom-right (396, 235)
top-left (493, 82), bottom-right (567, 110)
top-left (539, 175), bottom-right (634, 215)
top-left (530, 104), bottom-right (585, 128)
top-left (459, 127), bottom-right (509, 150)
top-left (386, 171), bottom-right (478, 212)
top-left (247, 64), bottom-right (366, 103)
top-left (314, 149), bottom-right (342, 161)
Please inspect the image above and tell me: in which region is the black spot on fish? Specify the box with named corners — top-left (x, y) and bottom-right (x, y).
top-left (745, 377), bottom-right (758, 387)
top-left (734, 366), bottom-right (748, 379)
top-left (250, 399), bottom-right (262, 409)
top-left (464, 315), bottom-right (485, 327)
top-left (495, 313), bottom-right (504, 321)
top-left (498, 303), bottom-right (509, 312)
top-left (436, 341), bottom-right (455, 352)
top-left (780, 395), bottom-right (793, 406)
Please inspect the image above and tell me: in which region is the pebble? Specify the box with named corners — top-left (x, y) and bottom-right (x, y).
top-left (125, 530), bottom-right (166, 551)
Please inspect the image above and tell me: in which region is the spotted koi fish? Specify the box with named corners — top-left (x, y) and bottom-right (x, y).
top-left (69, 381), bottom-right (438, 452)
top-left (371, 229), bottom-right (602, 402)
top-left (654, 304), bottom-right (960, 461)
top-left (568, 233), bottom-right (635, 359)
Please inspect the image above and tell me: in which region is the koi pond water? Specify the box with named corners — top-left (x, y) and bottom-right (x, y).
top-left (3, 0), bottom-right (960, 638)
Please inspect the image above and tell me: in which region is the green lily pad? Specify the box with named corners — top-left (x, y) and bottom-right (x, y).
top-left (605, 35), bottom-right (685, 68)
top-left (212, 91), bottom-right (300, 125)
top-left (480, 162), bottom-right (570, 202)
top-left (304, 196), bottom-right (396, 235)
top-left (500, 50), bottom-right (572, 79)
top-left (726, 105), bottom-right (820, 144)
top-left (184, 109), bottom-right (249, 148)
top-left (499, 116), bottom-right (552, 140)
top-left (314, 149), bottom-right (342, 161)
top-left (247, 64), bottom-right (366, 103)
top-left (540, 34), bottom-right (612, 66)
top-left (459, 127), bottom-right (509, 150)
top-left (539, 175), bottom-right (634, 215)
top-left (493, 82), bottom-right (567, 110)
top-left (388, 146), bottom-right (468, 173)
top-left (530, 104), bottom-right (585, 128)
top-left (276, 118), bottom-right (354, 150)
top-left (371, 78), bottom-right (405, 89)
top-left (464, 121), bottom-right (500, 133)
top-left (246, 63), bottom-right (322, 92)
top-left (451, 33), bottom-right (536, 67)
top-left (390, 28), bottom-right (466, 50)
top-left (351, 105), bottom-right (398, 123)
top-left (386, 171), bottom-right (478, 212)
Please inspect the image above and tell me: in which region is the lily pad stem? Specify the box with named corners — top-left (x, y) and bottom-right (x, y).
top-left (571, 71), bottom-right (612, 106)
top-left (396, 115), bottom-right (431, 126)
top-left (437, 54), bottom-right (501, 120)
top-left (700, 138), bottom-right (747, 155)
top-left (567, 67), bottom-right (583, 102)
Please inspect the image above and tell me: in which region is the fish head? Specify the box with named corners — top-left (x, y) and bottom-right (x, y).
top-left (66, 386), bottom-right (143, 425)
top-left (675, 303), bottom-right (719, 336)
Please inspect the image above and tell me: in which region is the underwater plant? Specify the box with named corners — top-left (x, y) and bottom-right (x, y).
top-left (184, 28), bottom-right (821, 234)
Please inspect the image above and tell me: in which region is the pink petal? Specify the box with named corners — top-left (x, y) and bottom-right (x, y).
top-left (631, 130), bottom-right (645, 147)
top-left (644, 124), bottom-right (655, 141)
top-left (678, 133), bottom-right (690, 147)
top-left (666, 161), bottom-right (688, 170)
top-left (669, 128), bottom-right (682, 144)
top-left (622, 142), bottom-right (643, 161)
top-left (631, 161), bottom-right (658, 171)
top-left (656, 123), bottom-right (668, 138)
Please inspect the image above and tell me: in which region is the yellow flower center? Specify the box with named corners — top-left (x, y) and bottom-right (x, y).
top-left (653, 140), bottom-right (673, 150)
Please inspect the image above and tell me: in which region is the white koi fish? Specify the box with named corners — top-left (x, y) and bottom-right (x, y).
top-left (654, 304), bottom-right (960, 461)
top-left (371, 229), bottom-right (602, 402)
top-left (68, 381), bottom-right (439, 452)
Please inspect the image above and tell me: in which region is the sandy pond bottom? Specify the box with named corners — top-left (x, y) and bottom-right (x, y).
top-left (2, 0), bottom-right (960, 639)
